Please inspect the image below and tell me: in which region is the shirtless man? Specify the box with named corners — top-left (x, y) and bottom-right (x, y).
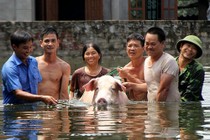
top-left (117, 33), bottom-right (147, 101)
top-left (36, 26), bottom-right (71, 100)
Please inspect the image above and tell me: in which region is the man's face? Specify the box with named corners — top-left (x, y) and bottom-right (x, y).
top-left (13, 40), bottom-right (33, 62)
top-left (126, 39), bottom-right (144, 59)
top-left (144, 33), bottom-right (164, 59)
top-left (180, 42), bottom-right (198, 60)
top-left (40, 33), bottom-right (59, 53)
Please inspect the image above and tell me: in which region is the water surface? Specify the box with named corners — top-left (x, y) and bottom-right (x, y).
top-left (0, 67), bottom-right (210, 140)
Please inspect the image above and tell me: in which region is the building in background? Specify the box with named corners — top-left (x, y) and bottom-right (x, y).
top-left (178, 0), bottom-right (209, 20)
top-left (0, 0), bottom-right (208, 21)
top-left (0, 0), bottom-right (35, 21)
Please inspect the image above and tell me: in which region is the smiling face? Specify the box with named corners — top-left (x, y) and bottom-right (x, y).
top-left (144, 33), bottom-right (164, 60)
top-left (13, 40), bottom-right (33, 63)
top-left (84, 46), bottom-right (101, 66)
top-left (126, 39), bottom-right (144, 60)
top-left (40, 33), bottom-right (59, 54)
top-left (179, 42), bottom-right (198, 60)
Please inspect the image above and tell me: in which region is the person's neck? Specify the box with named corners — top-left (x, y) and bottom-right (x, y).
top-left (131, 56), bottom-right (145, 67)
top-left (178, 55), bottom-right (192, 71)
top-left (85, 64), bottom-right (101, 76)
top-left (43, 53), bottom-right (57, 63)
top-left (150, 52), bottom-right (163, 64)
top-left (86, 64), bottom-right (101, 71)
top-left (22, 59), bottom-right (28, 65)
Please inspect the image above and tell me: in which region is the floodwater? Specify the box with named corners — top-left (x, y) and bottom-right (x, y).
top-left (0, 68), bottom-right (210, 140)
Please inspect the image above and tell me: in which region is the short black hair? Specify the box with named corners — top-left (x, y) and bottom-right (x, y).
top-left (127, 33), bottom-right (145, 46)
top-left (10, 30), bottom-right (33, 47)
top-left (40, 26), bottom-right (59, 40)
top-left (146, 27), bottom-right (166, 42)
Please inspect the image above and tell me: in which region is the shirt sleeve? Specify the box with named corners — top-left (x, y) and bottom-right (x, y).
top-left (162, 57), bottom-right (179, 77)
top-left (3, 66), bottom-right (22, 93)
top-left (70, 72), bottom-right (77, 92)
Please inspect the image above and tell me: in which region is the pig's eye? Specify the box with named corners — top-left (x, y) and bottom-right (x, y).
top-left (111, 87), bottom-right (117, 92)
top-left (95, 87), bottom-right (99, 93)
top-left (94, 87), bottom-right (99, 96)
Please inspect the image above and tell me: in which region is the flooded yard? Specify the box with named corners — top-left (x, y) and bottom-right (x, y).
top-left (0, 61), bottom-right (209, 140)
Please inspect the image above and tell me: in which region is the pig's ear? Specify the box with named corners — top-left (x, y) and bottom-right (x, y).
top-left (115, 82), bottom-right (126, 92)
top-left (83, 78), bottom-right (97, 91)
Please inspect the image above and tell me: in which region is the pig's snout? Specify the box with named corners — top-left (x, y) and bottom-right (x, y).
top-left (97, 98), bottom-right (108, 106)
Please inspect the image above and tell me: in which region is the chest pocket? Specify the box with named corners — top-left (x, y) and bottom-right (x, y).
top-left (29, 66), bottom-right (40, 84)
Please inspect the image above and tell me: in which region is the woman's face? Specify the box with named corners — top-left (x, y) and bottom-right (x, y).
top-left (84, 47), bottom-right (100, 66)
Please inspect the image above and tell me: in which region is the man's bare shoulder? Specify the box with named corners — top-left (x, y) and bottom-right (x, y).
top-left (36, 55), bottom-right (44, 62)
top-left (124, 62), bottom-right (132, 68)
top-left (57, 57), bottom-right (71, 70)
top-left (57, 57), bottom-right (69, 65)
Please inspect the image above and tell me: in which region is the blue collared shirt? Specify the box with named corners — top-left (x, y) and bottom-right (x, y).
top-left (1, 53), bottom-right (42, 104)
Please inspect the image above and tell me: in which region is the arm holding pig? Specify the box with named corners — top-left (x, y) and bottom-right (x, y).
top-left (117, 67), bottom-right (145, 83)
top-left (122, 82), bottom-right (147, 101)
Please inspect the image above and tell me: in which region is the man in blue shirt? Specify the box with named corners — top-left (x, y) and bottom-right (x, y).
top-left (1, 30), bottom-right (57, 105)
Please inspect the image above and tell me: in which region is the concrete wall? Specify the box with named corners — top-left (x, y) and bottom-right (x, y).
top-left (0, 0), bottom-right (34, 21)
top-left (0, 20), bottom-right (210, 72)
top-left (103, 0), bottom-right (128, 20)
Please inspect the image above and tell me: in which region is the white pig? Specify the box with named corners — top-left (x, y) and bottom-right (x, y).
top-left (79, 75), bottom-right (129, 106)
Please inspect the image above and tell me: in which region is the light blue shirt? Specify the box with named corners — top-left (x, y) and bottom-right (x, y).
top-left (1, 53), bottom-right (42, 104)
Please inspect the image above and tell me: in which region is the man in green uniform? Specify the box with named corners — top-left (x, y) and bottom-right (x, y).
top-left (176, 35), bottom-right (205, 102)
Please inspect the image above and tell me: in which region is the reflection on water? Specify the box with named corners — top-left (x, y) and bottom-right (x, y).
top-left (144, 102), bottom-right (179, 139)
top-left (179, 102), bottom-right (205, 140)
top-left (0, 67), bottom-right (210, 139)
top-left (0, 100), bottom-right (210, 139)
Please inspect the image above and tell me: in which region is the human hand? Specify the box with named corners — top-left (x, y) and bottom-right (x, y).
top-left (117, 67), bottom-right (132, 79)
top-left (40, 95), bottom-right (58, 105)
top-left (122, 82), bottom-right (133, 91)
top-left (117, 67), bottom-right (128, 80)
